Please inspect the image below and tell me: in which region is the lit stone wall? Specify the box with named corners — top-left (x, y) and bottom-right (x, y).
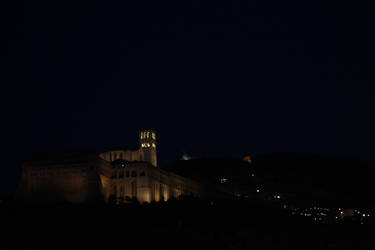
top-left (100, 161), bottom-right (201, 204)
top-left (112, 163), bottom-right (200, 202)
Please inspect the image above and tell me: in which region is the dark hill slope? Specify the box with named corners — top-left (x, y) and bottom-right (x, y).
top-left (164, 154), bottom-right (375, 207)
top-left (252, 153), bottom-right (375, 207)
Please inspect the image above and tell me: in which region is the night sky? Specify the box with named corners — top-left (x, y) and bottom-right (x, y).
top-left (2, 1), bottom-right (375, 194)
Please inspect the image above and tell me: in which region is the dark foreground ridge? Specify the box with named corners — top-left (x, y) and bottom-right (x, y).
top-left (1, 197), bottom-right (374, 250)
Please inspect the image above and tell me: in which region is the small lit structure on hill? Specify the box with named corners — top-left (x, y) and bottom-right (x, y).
top-left (181, 152), bottom-right (192, 161)
top-left (243, 155), bottom-right (252, 164)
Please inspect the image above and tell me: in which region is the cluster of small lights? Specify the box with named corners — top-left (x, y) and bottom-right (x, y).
top-left (273, 194), bottom-right (281, 199)
top-left (334, 208), bottom-right (372, 224)
top-left (289, 207), bottom-right (330, 222)
top-left (286, 205), bottom-right (374, 224)
top-left (353, 209), bottom-right (370, 217)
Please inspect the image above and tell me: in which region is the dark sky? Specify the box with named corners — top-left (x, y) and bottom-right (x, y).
top-left (2, 1), bottom-right (375, 193)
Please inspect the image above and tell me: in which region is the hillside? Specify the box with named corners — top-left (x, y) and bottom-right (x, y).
top-left (165, 153), bottom-right (375, 207)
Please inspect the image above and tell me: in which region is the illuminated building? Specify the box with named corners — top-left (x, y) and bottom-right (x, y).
top-left (16, 130), bottom-right (200, 204)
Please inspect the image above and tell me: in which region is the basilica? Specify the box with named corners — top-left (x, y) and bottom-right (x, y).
top-left (16, 130), bottom-right (201, 204)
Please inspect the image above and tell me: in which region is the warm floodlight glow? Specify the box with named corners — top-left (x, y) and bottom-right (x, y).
top-left (243, 156), bottom-right (252, 164)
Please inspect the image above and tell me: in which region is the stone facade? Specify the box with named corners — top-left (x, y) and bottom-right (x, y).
top-left (99, 160), bottom-right (200, 203)
top-left (16, 130), bottom-right (200, 204)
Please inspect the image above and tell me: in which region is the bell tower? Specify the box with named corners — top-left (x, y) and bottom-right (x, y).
top-left (139, 129), bottom-right (157, 167)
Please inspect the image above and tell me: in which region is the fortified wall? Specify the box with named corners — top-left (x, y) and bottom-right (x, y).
top-left (16, 152), bottom-right (105, 203)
